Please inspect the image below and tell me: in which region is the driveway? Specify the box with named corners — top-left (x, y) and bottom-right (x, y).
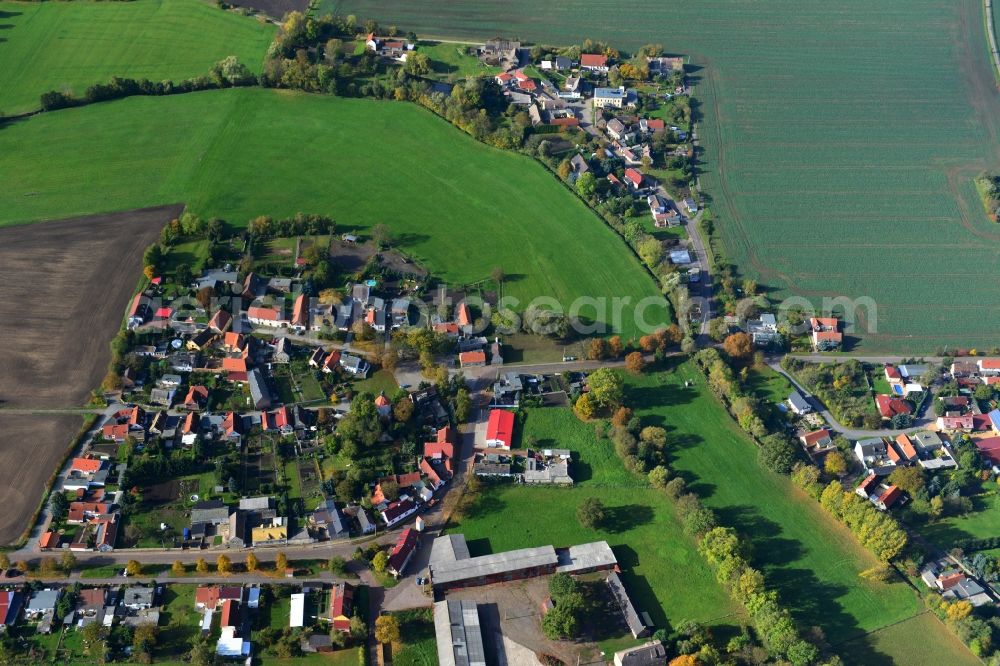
top-left (769, 362), bottom-right (935, 439)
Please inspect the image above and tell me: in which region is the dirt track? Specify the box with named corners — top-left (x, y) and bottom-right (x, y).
top-left (0, 204), bottom-right (180, 543)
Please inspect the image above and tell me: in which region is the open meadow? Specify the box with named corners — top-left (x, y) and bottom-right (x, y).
top-left (336, 0), bottom-right (1000, 351)
top-left (625, 360), bottom-right (977, 664)
top-left (0, 0), bottom-right (275, 115)
top-left (448, 408), bottom-right (742, 653)
top-left (0, 88), bottom-right (666, 338)
top-left (838, 612), bottom-right (984, 666)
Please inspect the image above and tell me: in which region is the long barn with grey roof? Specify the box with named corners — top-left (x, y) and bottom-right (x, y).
top-left (428, 534), bottom-right (616, 592)
top-left (434, 600), bottom-right (486, 666)
top-left (607, 571), bottom-right (650, 638)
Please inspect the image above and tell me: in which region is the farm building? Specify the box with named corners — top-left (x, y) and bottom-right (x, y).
top-left (434, 600), bottom-right (487, 666)
top-left (388, 527), bottom-right (419, 577)
top-left (614, 640), bottom-right (667, 666)
top-left (607, 571), bottom-right (650, 638)
top-left (427, 534), bottom-right (616, 592)
top-left (485, 410), bottom-right (515, 449)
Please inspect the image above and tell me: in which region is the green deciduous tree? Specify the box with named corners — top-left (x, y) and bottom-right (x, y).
top-left (576, 497), bottom-right (605, 529)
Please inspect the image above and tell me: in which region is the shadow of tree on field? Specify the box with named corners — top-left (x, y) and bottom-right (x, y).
top-left (600, 503), bottom-right (654, 533)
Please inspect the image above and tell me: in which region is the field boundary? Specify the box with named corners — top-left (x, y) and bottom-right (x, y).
top-left (986, 0), bottom-right (1000, 81)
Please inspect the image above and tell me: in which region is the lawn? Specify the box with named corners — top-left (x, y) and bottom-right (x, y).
top-left (80, 563), bottom-right (169, 578)
top-left (157, 584), bottom-right (203, 660)
top-left (448, 407), bottom-right (743, 641)
top-left (500, 332), bottom-right (586, 365)
top-left (920, 489), bottom-right (1000, 549)
top-left (284, 458), bottom-right (303, 499)
top-left (333, 0), bottom-right (1000, 351)
top-left (162, 238), bottom-right (210, 277)
top-left (745, 366), bottom-right (793, 405)
top-left (418, 41), bottom-right (500, 82)
top-left (0, 0), bottom-right (274, 115)
top-left (390, 608), bottom-right (439, 666)
top-left (356, 369), bottom-right (400, 396)
top-left (624, 360), bottom-right (980, 664)
top-left (298, 372), bottom-right (328, 402)
top-left (0, 87), bottom-right (667, 339)
top-left (871, 372), bottom-right (894, 396)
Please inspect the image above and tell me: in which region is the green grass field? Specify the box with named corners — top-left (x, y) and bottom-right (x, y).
top-left (0, 87), bottom-right (665, 337)
top-left (449, 408), bottom-right (742, 647)
top-left (921, 489), bottom-right (1000, 549)
top-left (624, 360), bottom-right (977, 664)
top-left (0, 0), bottom-right (274, 115)
top-left (837, 612), bottom-right (983, 666)
top-left (334, 0), bottom-right (1000, 351)
top-left (418, 41), bottom-right (500, 82)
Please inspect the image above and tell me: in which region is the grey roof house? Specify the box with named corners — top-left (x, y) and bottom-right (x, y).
top-left (123, 587), bottom-right (155, 610)
top-left (191, 500), bottom-right (230, 525)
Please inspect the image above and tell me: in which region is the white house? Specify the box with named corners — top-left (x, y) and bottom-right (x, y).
top-left (787, 392), bottom-right (812, 416)
top-left (593, 86), bottom-right (626, 109)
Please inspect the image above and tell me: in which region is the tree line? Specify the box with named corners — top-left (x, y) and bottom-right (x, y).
top-left (568, 368), bottom-right (827, 665)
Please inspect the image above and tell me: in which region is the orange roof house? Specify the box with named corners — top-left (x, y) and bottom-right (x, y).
top-left (459, 350), bottom-right (487, 367)
top-left (322, 350), bottom-right (342, 372)
top-left (223, 412), bottom-right (244, 439)
top-left (71, 458), bottom-right (103, 474)
top-left (894, 434), bottom-right (918, 461)
top-left (184, 385), bottom-right (209, 410)
top-left (182, 411), bottom-right (198, 435)
top-left (329, 582), bottom-right (355, 632)
top-left (457, 302), bottom-right (472, 327)
top-left (195, 586), bottom-right (221, 610)
top-left (580, 53), bottom-right (609, 69)
top-left (292, 293), bottom-right (308, 329)
top-left (856, 472), bottom-right (880, 497)
top-left (623, 168), bottom-right (644, 189)
top-left (875, 394), bottom-right (912, 419)
top-left (809, 317), bottom-right (842, 349)
top-left (223, 332), bottom-right (247, 352)
top-left (209, 309), bottom-right (232, 333)
top-left (248, 306), bottom-right (282, 322)
top-left (424, 426), bottom-right (455, 460)
top-left (800, 428), bottom-right (832, 450)
top-left (223, 356), bottom-right (248, 374)
top-left (876, 485), bottom-right (904, 510)
top-left (220, 599), bottom-right (238, 629)
top-left (433, 322), bottom-right (460, 336)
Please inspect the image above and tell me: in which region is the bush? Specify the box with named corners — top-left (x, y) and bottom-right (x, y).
top-left (664, 477), bottom-right (687, 499)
